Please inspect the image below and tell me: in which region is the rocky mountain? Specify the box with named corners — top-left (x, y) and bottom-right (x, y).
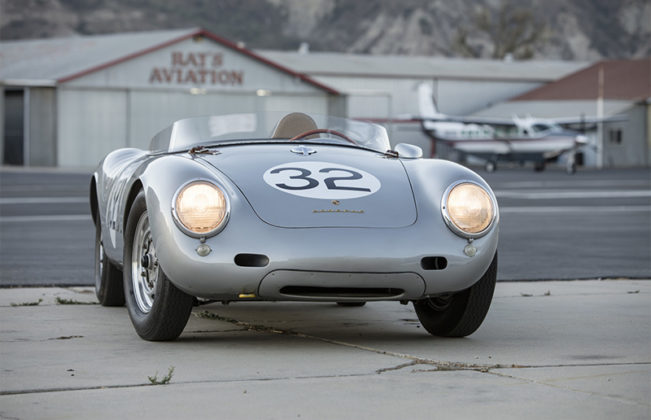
top-left (1, 0), bottom-right (649, 60)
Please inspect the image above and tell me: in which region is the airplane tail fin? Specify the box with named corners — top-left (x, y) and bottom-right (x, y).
top-left (417, 83), bottom-right (445, 120)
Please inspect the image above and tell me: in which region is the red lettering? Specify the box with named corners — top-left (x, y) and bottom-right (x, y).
top-left (171, 52), bottom-right (184, 66)
top-left (151, 52), bottom-right (242, 85)
top-left (231, 71), bottom-right (243, 85)
top-left (197, 69), bottom-right (208, 84)
top-left (162, 68), bottom-right (174, 83)
top-left (186, 53), bottom-right (197, 67)
top-left (196, 53), bottom-right (207, 67)
top-left (184, 69), bottom-right (198, 84)
top-left (149, 68), bottom-right (162, 83)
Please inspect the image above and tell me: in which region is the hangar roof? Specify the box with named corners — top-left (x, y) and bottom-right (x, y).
top-left (257, 50), bottom-right (588, 82)
top-left (512, 58), bottom-right (651, 101)
top-left (472, 59), bottom-right (650, 118)
top-left (472, 99), bottom-right (636, 119)
top-left (0, 28), bottom-right (338, 94)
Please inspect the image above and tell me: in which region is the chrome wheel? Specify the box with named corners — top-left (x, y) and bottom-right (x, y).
top-left (123, 191), bottom-right (193, 340)
top-left (131, 211), bottom-right (158, 313)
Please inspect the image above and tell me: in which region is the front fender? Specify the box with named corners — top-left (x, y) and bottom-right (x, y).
top-left (138, 155), bottom-right (249, 284)
top-left (401, 158), bottom-right (499, 287)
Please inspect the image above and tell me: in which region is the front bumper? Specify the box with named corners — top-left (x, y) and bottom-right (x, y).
top-left (149, 203), bottom-right (498, 301)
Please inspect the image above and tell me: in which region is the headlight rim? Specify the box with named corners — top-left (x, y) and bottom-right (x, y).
top-left (441, 180), bottom-right (498, 239)
top-left (171, 179), bottom-right (231, 238)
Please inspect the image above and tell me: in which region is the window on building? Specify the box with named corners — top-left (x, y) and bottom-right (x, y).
top-left (608, 129), bottom-right (623, 145)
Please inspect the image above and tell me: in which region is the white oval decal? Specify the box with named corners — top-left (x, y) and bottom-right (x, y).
top-left (263, 161), bottom-right (381, 199)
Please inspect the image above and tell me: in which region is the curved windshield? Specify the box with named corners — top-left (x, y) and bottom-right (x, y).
top-left (150, 112), bottom-right (391, 154)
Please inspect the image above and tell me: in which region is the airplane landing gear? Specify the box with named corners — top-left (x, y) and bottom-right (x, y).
top-left (566, 153), bottom-right (577, 174)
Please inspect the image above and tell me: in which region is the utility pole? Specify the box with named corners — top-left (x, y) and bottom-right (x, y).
top-left (596, 64), bottom-right (604, 169)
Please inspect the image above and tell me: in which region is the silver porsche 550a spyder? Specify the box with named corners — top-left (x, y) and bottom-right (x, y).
top-left (91, 112), bottom-right (499, 341)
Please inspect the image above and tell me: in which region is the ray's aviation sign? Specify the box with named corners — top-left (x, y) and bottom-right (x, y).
top-left (149, 51), bottom-right (244, 86)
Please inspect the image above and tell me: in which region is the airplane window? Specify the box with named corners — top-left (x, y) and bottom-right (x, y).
top-left (532, 124), bottom-right (550, 132)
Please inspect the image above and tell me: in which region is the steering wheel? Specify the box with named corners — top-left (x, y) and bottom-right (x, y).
top-left (290, 129), bottom-right (357, 145)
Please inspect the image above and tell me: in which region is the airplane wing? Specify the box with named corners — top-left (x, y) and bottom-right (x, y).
top-left (548, 114), bottom-right (627, 125)
top-left (421, 114), bottom-right (515, 125)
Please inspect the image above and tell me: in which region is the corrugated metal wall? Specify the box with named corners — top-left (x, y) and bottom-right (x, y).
top-left (603, 104), bottom-right (648, 167)
top-left (58, 89), bottom-right (128, 166)
top-left (314, 76), bottom-right (541, 117)
top-left (28, 88), bottom-right (57, 166)
top-left (57, 88), bottom-right (331, 166)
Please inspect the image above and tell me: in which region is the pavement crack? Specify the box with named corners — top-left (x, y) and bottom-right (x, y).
top-left (375, 361), bottom-right (419, 374)
top-left (193, 310), bottom-right (505, 373)
top-left (193, 310), bottom-right (651, 379)
top-left (47, 335), bottom-right (83, 340)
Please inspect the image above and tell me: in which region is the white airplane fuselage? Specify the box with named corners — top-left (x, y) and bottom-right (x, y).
top-left (422, 119), bottom-right (585, 159)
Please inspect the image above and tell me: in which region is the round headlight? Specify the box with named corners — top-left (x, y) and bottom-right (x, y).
top-left (442, 182), bottom-right (495, 238)
top-left (173, 181), bottom-right (229, 237)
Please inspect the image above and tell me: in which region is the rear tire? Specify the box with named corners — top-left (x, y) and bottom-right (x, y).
top-left (123, 192), bottom-right (194, 341)
top-left (94, 220), bottom-right (124, 306)
top-left (414, 253), bottom-right (497, 337)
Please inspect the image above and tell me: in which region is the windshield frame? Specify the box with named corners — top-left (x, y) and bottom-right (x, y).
top-left (149, 112), bottom-right (391, 154)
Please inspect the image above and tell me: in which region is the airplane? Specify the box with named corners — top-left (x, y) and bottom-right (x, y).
top-left (414, 83), bottom-right (611, 174)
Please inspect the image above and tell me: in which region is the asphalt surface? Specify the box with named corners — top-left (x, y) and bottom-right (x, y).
top-left (1, 281), bottom-right (649, 419)
top-left (0, 165), bottom-right (650, 286)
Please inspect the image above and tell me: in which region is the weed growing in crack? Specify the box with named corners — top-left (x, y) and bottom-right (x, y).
top-left (195, 310), bottom-right (224, 320)
top-left (10, 298), bottom-right (43, 307)
top-left (148, 366), bottom-right (175, 385)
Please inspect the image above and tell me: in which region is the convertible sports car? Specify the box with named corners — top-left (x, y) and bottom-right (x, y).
top-left (91, 112), bottom-right (499, 341)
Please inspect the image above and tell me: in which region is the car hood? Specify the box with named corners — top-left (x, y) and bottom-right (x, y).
top-left (200, 144), bottom-right (417, 228)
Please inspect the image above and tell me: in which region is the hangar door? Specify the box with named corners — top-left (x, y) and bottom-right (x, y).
top-left (58, 88), bottom-right (332, 166)
top-left (128, 91), bottom-right (330, 150)
top-left (58, 89), bottom-right (128, 167)
top-left (128, 91), bottom-right (258, 150)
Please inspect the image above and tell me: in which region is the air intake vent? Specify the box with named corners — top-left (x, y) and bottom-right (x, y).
top-left (421, 257), bottom-right (447, 270)
top-left (234, 253), bottom-right (269, 267)
top-left (279, 286), bottom-right (403, 298)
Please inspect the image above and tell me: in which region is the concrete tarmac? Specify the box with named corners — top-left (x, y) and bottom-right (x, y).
top-left (1, 280), bottom-right (649, 419)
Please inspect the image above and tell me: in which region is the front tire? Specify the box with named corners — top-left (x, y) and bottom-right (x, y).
top-left (94, 220), bottom-right (124, 306)
top-left (123, 191), bottom-right (194, 341)
top-left (414, 253), bottom-right (497, 337)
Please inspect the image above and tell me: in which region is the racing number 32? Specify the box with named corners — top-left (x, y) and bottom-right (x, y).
top-left (270, 167), bottom-right (371, 192)
top-left (271, 168), bottom-right (371, 192)
top-left (264, 162), bottom-right (381, 199)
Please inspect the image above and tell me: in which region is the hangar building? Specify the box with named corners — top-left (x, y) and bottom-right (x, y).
top-left (0, 28), bottom-right (342, 167)
top-left (3, 28), bottom-right (644, 168)
top-left (258, 49), bottom-right (587, 156)
top-left (473, 59), bottom-right (651, 168)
